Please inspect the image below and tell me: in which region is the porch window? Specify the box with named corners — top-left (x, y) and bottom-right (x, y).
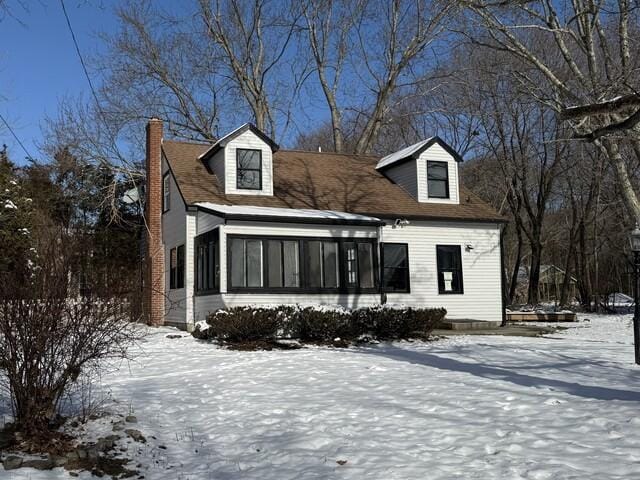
top-left (195, 229), bottom-right (220, 294)
top-left (436, 245), bottom-right (463, 294)
top-left (227, 235), bottom-right (377, 293)
top-left (382, 243), bottom-right (409, 293)
top-left (169, 245), bottom-right (185, 289)
top-left (236, 149), bottom-right (262, 190)
top-left (427, 161), bottom-right (449, 199)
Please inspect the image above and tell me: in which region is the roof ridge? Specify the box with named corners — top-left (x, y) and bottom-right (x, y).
top-left (279, 148), bottom-right (380, 159)
top-left (163, 138), bottom-right (214, 146)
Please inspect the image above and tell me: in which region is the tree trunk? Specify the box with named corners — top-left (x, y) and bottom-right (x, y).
top-left (602, 139), bottom-right (640, 223)
top-left (528, 241), bottom-right (542, 305)
top-left (508, 226), bottom-right (524, 303)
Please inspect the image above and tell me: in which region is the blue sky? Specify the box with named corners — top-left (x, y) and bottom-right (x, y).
top-left (0, 1), bottom-right (117, 164)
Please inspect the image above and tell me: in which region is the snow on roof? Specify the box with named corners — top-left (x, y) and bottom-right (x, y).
top-left (194, 202), bottom-right (383, 225)
top-left (376, 138), bottom-right (434, 170)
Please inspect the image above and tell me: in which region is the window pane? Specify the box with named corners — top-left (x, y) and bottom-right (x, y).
top-left (437, 245), bottom-right (463, 294)
top-left (427, 161), bottom-right (448, 198)
top-left (230, 238), bottom-right (245, 287)
top-left (237, 170), bottom-right (261, 189)
top-left (197, 245), bottom-right (204, 290)
top-left (323, 242), bottom-right (339, 288)
top-left (358, 243), bottom-right (374, 288)
top-left (237, 149), bottom-right (261, 169)
top-left (382, 244), bottom-right (408, 292)
top-left (177, 245), bottom-right (185, 289)
top-left (207, 242), bottom-right (215, 290)
top-left (283, 241), bottom-right (299, 287)
top-left (344, 242), bottom-right (358, 286)
top-left (267, 240), bottom-right (283, 287)
top-left (384, 244), bottom-right (407, 268)
top-left (246, 240), bottom-right (263, 287)
top-left (307, 241), bottom-right (322, 288)
top-left (170, 248), bottom-right (177, 289)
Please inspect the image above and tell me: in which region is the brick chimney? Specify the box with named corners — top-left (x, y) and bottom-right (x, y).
top-left (144, 118), bottom-right (165, 326)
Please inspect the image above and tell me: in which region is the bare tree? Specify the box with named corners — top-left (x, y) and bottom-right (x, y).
top-left (299, 0), bottom-right (454, 153)
top-left (459, 1), bottom-right (640, 222)
top-left (199, 0), bottom-right (306, 138)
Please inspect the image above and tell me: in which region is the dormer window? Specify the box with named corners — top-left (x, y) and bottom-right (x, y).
top-left (427, 161), bottom-right (449, 199)
top-left (236, 149), bottom-right (262, 190)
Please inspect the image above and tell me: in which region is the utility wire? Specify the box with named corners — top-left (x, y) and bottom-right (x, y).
top-left (59, 0), bottom-right (105, 119)
top-left (0, 112), bottom-right (35, 162)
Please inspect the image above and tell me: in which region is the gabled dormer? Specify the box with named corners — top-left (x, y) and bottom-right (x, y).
top-left (198, 123), bottom-right (279, 196)
top-left (376, 137), bottom-right (462, 204)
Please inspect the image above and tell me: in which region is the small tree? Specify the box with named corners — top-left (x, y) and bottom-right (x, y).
top-left (0, 154), bottom-right (142, 447)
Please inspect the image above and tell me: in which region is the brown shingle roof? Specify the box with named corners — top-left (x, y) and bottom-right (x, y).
top-left (162, 140), bottom-right (505, 223)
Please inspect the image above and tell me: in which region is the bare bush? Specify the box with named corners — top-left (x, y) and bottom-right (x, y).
top-left (0, 232), bottom-right (142, 448)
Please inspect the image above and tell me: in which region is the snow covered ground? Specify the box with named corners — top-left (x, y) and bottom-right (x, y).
top-left (4, 314), bottom-right (640, 479)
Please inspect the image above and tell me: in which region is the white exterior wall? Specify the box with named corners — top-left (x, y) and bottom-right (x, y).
top-left (188, 216), bottom-right (503, 325)
top-left (382, 220), bottom-right (502, 321)
top-left (384, 159), bottom-right (418, 199)
top-left (223, 130), bottom-right (274, 196)
top-left (416, 143), bottom-right (460, 204)
top-left (161, 155), bottom-right (189, 328)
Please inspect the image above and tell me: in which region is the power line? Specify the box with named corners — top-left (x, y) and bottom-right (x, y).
top-left (59, 0), bottom-right (105, 118)
top-left (0, 112), bottom-right (35, 162)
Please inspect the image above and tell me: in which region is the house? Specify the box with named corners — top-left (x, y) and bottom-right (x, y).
top-left (517, 264), bottom-right (577, 304)
top-left (143, 119), bottom-right (506, 330)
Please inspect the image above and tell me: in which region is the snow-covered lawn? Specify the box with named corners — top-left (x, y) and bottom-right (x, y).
top-left (6, 314), bottom-right (640, 479)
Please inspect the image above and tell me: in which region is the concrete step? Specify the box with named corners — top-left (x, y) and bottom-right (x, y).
top-left (437, 319), bottom-right (501, 331)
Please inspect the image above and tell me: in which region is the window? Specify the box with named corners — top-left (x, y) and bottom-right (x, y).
top-left (236, 149), bottom-right (262, 190)
top-left (427, 161), bottom-right (449, 199)
top-left (163, 173), bottom-right (171, 211)
top-left (227, 236), bottom-right (377, 292)
top-left (436, 245), bottom-right (463, 294)
top-left (382, 243), bottom-right (409, 292)
top-left (306, 240), bottom-right (340, 288)
top-left (169, 245), bottom-right (185, 289)
top-left (195, 229), bottom-right (219, 294)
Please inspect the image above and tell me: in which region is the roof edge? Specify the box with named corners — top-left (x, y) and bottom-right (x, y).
top-left (197, 123), bottom-right (280, 162)
top-left (377, 136), bottom-right (463, 171)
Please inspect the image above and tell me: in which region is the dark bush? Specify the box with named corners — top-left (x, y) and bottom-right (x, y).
top-left (288, 307), bottom-right (358, 342)
top-left (192, 305), bottom-right (446, 346)
top-left (193, 306), bottom-right (291, 342)
top-left (357, 306), bottom-right (446, 339)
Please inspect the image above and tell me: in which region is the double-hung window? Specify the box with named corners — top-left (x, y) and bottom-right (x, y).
top-left (236, 149), bottom-right (262, 190)
top-left (195, 229), bottom-right (219, 294)
top-left (436, 245), bottom-right (463, 294)
top-left (381, 243), bottom-right (410, 292)
top-left (427, 161), bottom-right (449, 199)
top-left (169, 245), bottom-right (185, 289)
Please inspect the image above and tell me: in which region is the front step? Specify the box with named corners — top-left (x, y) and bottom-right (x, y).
top-left (437, 318), bottom-right (501, 331)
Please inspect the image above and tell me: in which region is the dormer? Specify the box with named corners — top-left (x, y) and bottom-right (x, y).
top-left (198, 123), bottom-right (279, 196)
top-left (376, 137), bottom-right (462, 204)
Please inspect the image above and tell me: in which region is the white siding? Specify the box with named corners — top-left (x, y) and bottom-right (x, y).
top-left (196, 210), bottom-right (224, 235)
top-left (383, 159), bottom-right (418, 199)
top-left (161, 155), bottom-right (188, 328)
top-left (382, 221), bottom-right (501, 321)
top-left (416, 143), bottom-right (460, 204)
top-left (224, 130), bottom-right (274, 196)
top-left (190, 215), bottom-right (503, 324)
top-left (207, 149), bottom-right (225, 189)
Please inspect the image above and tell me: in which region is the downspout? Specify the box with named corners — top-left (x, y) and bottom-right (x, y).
top-left (378, 222), bottom-right (387, 305)
top-left (500, 223), bottom-right (508, 327)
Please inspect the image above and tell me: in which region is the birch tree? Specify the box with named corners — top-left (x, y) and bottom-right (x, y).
top-left (458, 0), bottom-right (640, 222)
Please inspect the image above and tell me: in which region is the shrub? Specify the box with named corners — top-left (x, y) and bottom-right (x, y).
top-left (357, 306), bottom-right (446, 339)
top-left (194, 306), bottom-right (293, 342)
top-left (193, 305), bottom-right (446, 345)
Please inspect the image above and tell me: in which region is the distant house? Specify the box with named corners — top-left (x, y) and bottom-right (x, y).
top-left (142, 120), bottom-right (506, 330)
top-left (518, 265), bottom-right (577, 304)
